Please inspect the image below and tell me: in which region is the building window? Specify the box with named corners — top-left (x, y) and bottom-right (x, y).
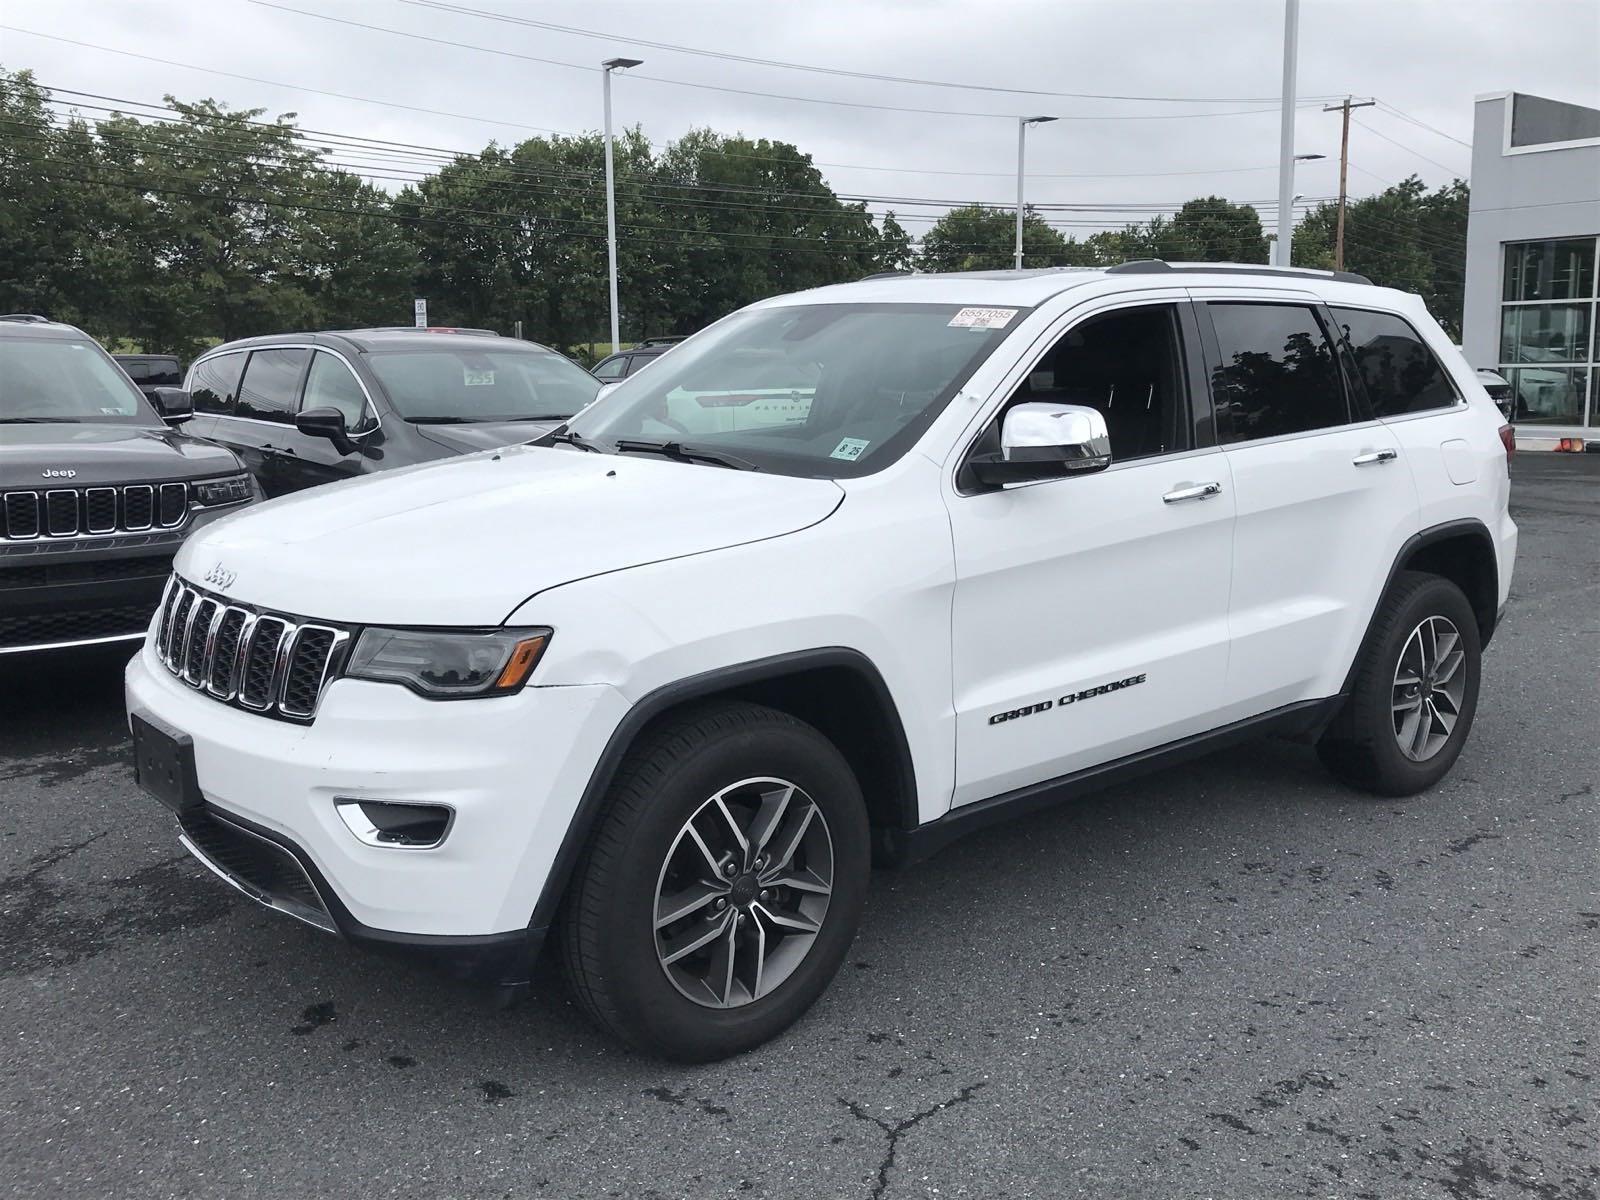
top-left (1499, 237), bottom-right (1599, 427)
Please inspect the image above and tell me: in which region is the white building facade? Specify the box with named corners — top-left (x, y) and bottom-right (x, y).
top-left (1463, 92), bottom-right (1600, 442)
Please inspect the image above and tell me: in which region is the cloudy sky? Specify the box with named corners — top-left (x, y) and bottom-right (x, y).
top-left (3, 0), bottom-right (1597, 239)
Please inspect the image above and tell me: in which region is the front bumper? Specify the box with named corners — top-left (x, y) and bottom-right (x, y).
top-left (126, 638), bottom-right (627, 974)
top-left (1, 507), bottom-right (245, 654)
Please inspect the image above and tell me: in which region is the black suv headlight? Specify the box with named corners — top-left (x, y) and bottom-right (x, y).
top-left (192, 474), bottom-right (255, 506)
top-left (345, 627), bottom-right (552, 698)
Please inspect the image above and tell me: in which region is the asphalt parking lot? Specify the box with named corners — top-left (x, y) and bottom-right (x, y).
top-left (1, 453), bottom-right (1595, 1200)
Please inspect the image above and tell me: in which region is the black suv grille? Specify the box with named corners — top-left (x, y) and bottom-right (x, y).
top-left (154, 577), bottom-right (351, 722)
top-left (1, 483), bottom-right (189, 539)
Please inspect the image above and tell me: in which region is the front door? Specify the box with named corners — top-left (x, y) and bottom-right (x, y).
top-left (945, 298), bottom-right (1236, 808)
top-left (1195, 293), bottom-right (1419, 714)
top-left (278, 349), bottom-right (382, 493)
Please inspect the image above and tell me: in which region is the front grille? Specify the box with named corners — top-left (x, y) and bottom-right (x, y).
top-left (154, 577), bottom-right (351, 722)
top-left (178, 808), bottom-right (335, 932)
top-left (1, 483), bottom-right (189, 540)
top-left (0, 604), bottom-right (152, 649)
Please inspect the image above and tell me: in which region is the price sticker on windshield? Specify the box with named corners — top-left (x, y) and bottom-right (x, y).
top-left (948, 307), bottom-right (1018, 330)
top-left (463, 368), bottom-right (495, 386)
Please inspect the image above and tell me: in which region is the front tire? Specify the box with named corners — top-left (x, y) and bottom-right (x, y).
top-left (1317, 571), bottom-right (1482, 796)
top-left (558, 701), bottom-right (869, 1061)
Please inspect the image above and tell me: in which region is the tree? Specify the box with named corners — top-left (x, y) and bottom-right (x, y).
top-left (918, 204), bottom-right (1091, 272)
top-left (1294, 175), bottom-right (1468, 335)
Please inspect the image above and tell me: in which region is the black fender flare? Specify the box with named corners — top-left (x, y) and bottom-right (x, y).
top-left (1339, 517), bottom-right (1500, 700)
top-left (527, 647), bottom-right (918, 932)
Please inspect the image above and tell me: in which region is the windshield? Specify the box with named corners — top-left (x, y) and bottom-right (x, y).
top-left (0, 336), bottom-right (156, 424)
top-left (368, 344), bottom-right (601, 423)
top-left (565, 303), bottom-right (1022, 477)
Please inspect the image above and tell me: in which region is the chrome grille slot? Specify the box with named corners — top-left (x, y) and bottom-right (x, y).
top-left (154, 577), bottom-right (351, 721)
top-left (85, 487), bottom-right (118, 534)
top-left (207, 609), bottom-right (249, 697)
top-left (3, 492), bottom-right (41, 538)
top-left (123, 485), bottom-right (154, 530)
top-left (45, 490), bottom-right (79, 536)
top-left (183, 598), bottom-right (222, 682)
top-left (158, 483), bottom-right (187, 527)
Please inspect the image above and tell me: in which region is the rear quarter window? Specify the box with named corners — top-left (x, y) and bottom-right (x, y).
top-left (1331, 307), bottom-right (1459, 417)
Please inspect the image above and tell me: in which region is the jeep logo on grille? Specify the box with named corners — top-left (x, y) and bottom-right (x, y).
top-left (41, 468), bottom-right (77, 479)
top-left (203, 563), bottom-right (237, 590)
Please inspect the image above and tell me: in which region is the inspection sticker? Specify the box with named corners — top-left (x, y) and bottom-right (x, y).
top-left (948, 307), bottom-right (1018, 330)
top-left (463, 368), bottom-right (495, 386)
top-left (830, 437), bottom-right (871, 461)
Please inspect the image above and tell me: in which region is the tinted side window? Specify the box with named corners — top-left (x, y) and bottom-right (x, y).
top-left (147, 359), bottom-right (181, 387)
top-left (592, 355), bottom-right (627, 380)
top-left (302, 352), bottom-right (373, 431)
top-left (236, 348), bottom-right (309, 422)
top-left (1003, 303), bottom-right (1190, 461)
top-left (188, 353), bottom-right (244, 415)
top-left (122, 360), bottom-right (151, 382)
top-left (1331, 307), bottom-right (1458, 417)
top-left (1208, 303), bottom-right (1348, 443)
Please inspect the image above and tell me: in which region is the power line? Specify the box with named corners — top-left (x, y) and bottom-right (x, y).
top-left (252, 2), bottom-right (1322, 124)
top-left (1350, 116), bottom-right (1468, 178)
top-left (1374, 101), bottom-right (1473, 149)
top-left (394, 0), bottom-right (1346, 106)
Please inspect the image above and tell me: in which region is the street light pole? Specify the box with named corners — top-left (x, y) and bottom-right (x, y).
top-left (601, 57), bottom-right (642, 355)
top-left (1013, 116), bottom-right (1057, 270)
top-left (1273, 0), bottom-right (1300, 266)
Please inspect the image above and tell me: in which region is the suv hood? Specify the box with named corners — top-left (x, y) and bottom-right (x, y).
top-left (0, 423), bottom-right (242, 487)
top-left (411, 418), bottom-right (565, 456)
top-left (175, 445), bottom-right (844, 625)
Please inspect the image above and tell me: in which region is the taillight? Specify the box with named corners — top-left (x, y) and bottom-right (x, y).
top-left (1498, 424), bottom-right (1515, 463)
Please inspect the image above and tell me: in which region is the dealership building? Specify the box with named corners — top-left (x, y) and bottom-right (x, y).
top-left (1463, 91), bottom-right (1600, 443)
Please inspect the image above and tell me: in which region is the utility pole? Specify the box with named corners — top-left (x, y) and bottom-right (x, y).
top-left (1273, 0), bottom-right (1301, 266)
top-left (1323, 95), bottom-right (1375, 270)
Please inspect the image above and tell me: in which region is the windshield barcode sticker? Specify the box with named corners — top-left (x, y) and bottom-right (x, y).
top-left (948, 307), bottom-right (1018, 330)
top-left (830, 437), bottom-right (871, 461)
top-left (464, 368), bottom-right (495, 386)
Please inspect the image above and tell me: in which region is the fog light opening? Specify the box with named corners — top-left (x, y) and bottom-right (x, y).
top-left (335, 799), bottom-right (454, 849)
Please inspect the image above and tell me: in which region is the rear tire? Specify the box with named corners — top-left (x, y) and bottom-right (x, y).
top-left (1317, 571), bottom-right (1481, 796)
top-left (558, 700), bottom-right (869, 1061)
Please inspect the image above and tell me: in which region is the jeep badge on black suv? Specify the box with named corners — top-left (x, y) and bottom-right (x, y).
top-left (1, 315), bottom-right (260, 655)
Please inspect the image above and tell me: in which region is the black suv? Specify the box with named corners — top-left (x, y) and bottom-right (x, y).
top-left (114, 353), bottom-right (184, 405)
top-left (1, 317), bottom-right (258, 654)
top-left (184, 328), bottom-right (602, 497)
top-left (590, 336), bottom-right (685, 382)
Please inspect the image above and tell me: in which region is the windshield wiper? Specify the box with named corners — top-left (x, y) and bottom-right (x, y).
top-left (0, 416), bottom-right (76, 423)
top-left (534, 428), bottom-right (601, 452)
top-left (405, 415), bottom-right (472, 424)
top-left (612, 438), bottom-right (758, 471)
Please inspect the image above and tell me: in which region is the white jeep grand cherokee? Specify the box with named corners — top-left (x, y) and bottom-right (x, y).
top-left (126, 262), bottom-right (1517, 1060)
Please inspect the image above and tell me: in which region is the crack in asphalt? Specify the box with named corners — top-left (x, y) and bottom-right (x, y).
top-left (838, 1082), bottom-right (987, 1199)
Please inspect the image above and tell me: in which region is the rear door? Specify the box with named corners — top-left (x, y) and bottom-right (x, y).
top-left (280, 349), bottom-right (383, 492)
top-left (223, 348), bottom-right (310, 497)
top-left (1195, 290), bottom-right (1418, 714)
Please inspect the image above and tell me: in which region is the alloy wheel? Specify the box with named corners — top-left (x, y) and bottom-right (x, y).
top-left (1391, 615), bottom-right (1467, 762)
top-left (652, 776), bottom-right (834, 1009)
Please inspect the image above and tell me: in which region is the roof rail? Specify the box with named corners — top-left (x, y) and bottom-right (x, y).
top-left (0, 313), bottom-right (53, 323)
top-left (636, 335), bottom-right (688, 347)
top-left (1106, 259), bottom-right (1374, 286)
top-left (860, 270), bottom-right (912, 282)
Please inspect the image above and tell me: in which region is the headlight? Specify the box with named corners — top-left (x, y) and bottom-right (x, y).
top-left (192, 474), bottom-right (255, 506)
top-left (345, 627), bottom-right (551, 698)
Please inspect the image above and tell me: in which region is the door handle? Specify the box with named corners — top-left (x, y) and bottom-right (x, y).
top-left (1352, 448), bottom-right (1398, 466)
top-left (1162, 481), bottom-right (1223, 504)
